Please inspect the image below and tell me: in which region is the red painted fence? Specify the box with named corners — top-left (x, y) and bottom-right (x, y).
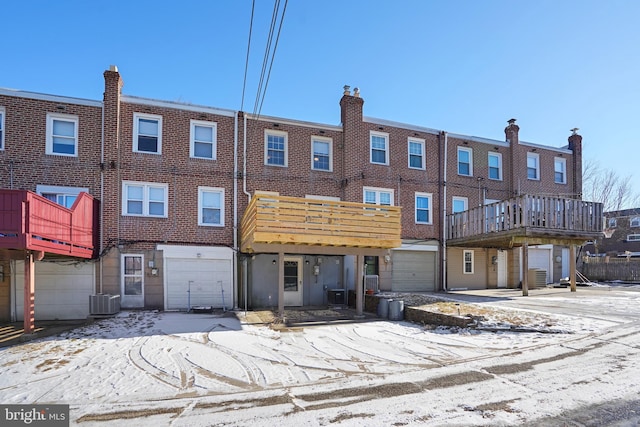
top-left (0, 190), bottom-right (98, 258)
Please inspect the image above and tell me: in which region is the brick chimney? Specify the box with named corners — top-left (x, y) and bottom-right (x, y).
top-left (568, 128), bottom-right (583, 199)
top-left (506, 118), bottom-right (521, 196)
top-left (339, 85), bottom-right (365, 200)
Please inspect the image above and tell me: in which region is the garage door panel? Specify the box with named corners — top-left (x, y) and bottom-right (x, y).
top-left (166, 258), bottom-right (232, 310)
top-left (392, 251), bottom-right (436, 292)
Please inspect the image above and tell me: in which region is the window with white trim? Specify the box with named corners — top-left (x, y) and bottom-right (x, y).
top-left (609, 218), bottom-right (617, 228)
top-left (631, 217), bottom-right (640, 227)
top-left (36, 185), bottom-right (89, 209)
top-left (488, 152), bottom-right (502, 180)
top-left (463, 250), bottom-right (474, 274)
top-left (527, 152), bottom-right (540, 180)
top-left (452, 196), bottom-right (468, 213)
top-left (122, 181), bottom-right (168, 217)
top-left (265, 130), bottom-right (287, 166)
top-left (554, 157), bottom-right (566, 184)
top-left (311, 136), bottom-right (332, 171)
top-left (627, 234), bottom-right (640, 241)
top-left (133, 113), bottom-right (162, 154)
top-left (364, 187), bottom-right (393, 206)
top-left (370, 131), bottom-right (389, 165)
top-left (190, 120), bottom-right (216, 159)
top-left (198, 187), bottom-right (224, 226)
top-left (46, 113), bottom-right (78, 156)
top-left (0, 107), bottom-right (4, 150)
top-left (415, 192), bottom-right (432, 224)
top-left (457, 147), bottom-right (472, 176)
top-left (408, 138), bottom-right (425, 169)
top-left (122, 254), bottom-right (144, 296)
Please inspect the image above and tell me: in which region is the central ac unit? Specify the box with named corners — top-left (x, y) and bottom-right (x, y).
top-left (90, 294), bottom-right (121, 315)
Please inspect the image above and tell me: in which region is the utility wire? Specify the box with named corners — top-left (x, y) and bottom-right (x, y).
top-left (240, 0), bottom-right (256, 112)
top-left (252, 0), bottom-right (281, 116)
top-left (257, 0), bottom-right (288, 117)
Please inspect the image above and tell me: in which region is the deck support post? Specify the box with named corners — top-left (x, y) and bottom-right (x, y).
top-left (355, 254), bottom-right (364, 316)
top-left (522, 241), bottom-right (529, 296)
top-left (23, 251), bottom-right (36, 334)
top-left (277, 252), bottom-right (285, 318)
top-left (570, 244), bottom-right (577, 292)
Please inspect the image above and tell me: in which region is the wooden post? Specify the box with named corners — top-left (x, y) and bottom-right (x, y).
top-left (522, 241), bottom-right (529, 296)
top-left (24, 251), bottom-right (36, 334)
top-left (355, 254), bottom-right (364, 316)
top-left (277, 252), bottom-right (285, 318)
top-left (570, 244), bottom-right (577, 292)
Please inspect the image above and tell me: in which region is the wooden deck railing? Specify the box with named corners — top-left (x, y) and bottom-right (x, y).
top-left (240, 195), bottom-right (402, 252)
top-left (447, 195), bottom-right (603, 240)
top-left (0, 190), bottom-right (98, 258)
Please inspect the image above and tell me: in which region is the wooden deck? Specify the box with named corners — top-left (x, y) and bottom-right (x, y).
top-left (240, 195), bottom-right (402, 254)
top-left (447, 195), bottom-right (603, 248)
top-left (0, 190), bottom-right (98, 258)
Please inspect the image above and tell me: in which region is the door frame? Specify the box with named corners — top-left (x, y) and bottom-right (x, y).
top-left (121, 254), bottom-right (145, 308)
top-left (283, 256), bottom-right (303, 306)
top-left (497, 250), bottom-right (508, 288)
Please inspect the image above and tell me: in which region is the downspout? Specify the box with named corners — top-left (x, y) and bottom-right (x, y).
top-left (242, 113), bottom-right (250, 314)
top-left (233, 111), bottom-right (239, 309)
top-left (442, 131), bottom-right (448, 292)
top-left (99, 101), bottom-right (105, 294)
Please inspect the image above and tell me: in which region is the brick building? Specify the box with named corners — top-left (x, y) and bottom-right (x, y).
top-left (0, 67), bottom-right (603, 321)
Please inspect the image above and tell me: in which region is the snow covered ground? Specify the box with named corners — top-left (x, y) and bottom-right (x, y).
top-left (1, 285), bottom-right (639, 426)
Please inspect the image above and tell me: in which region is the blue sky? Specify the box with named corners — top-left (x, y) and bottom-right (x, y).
top-left (2, 1), bottom-right (638, 192)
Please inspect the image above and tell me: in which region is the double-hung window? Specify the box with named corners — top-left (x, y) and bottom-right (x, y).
top-left (265, 130), bottom-right (287, 166)
top-left (458, 147), bottom-right (472, 176)
top-left (488, 152), bottom-right (502, 180)
top-left (527, 152), bottom-right (540, 180)
top-left (46, 113), bottom-right (78, 156)
top-left (554, 157), bottom-right (566, 184)
top-left (190, 120), bottom-right (216, 159)
top-left (370, 131), bottom-right (389, 165)
top-left (311, 137), bottom-right (332, 171)
top-left (609, 218), bottom-right (617, 228)
top-left (415, 192), bottom-right (432, 224)
top-left (0, 107), bottom-right (4, 150)
top-left (133, 113), bottom-right (162, 154)
top-left (631, 217), bottom-right (640, 228)
top-left (37, 185), bottom-right (89, 209)
top-left (463, 250), bottom-right (474, 274)
top-left (408, 138), bottom-right (425, 169)
top-left (364, 187), bottom-right (393, 207)
top-left (122, 181), bottom-right (168, 217)
top-left (198, 187), bottom-right (224, 226)
top-left (452, 196), bottom-right (468, 213)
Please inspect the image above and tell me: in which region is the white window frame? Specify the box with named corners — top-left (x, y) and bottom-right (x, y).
top-left (311, 136), bottom-right (333, 172)
top-left (198, 186), bottom-right (225, 227)
top-left (609, 218), bottom-right (617, 228)
top-left (631, 217), bottom-right (640, 228)
top-left (0, 106), bottom-right (5, 150)
top-left (190, 120), bottom-right (217, 160)
top-left (463, 250), bottom-right (474, 274)
top-left (122, 181), bottom-right (168, 217)
top-left (46, 112), bottom-right (78, 157)
top-left (370, 131), bottom-right (389, 165)
top-left (121, 254), bottom-right (144, 297)
top-left (554, 157), bottom-right (567, 184)
top-left (627, 234), bottom-right (640, 241)
top-left (408, 137), bottom-right (426, 170)
top-left (452, 196), bottom-right (468, 213)
top-left (415, 192), bottom-right (433, 224)
top-left (363, 186), bottom-right (394, 206)
top-left (133, 113), bottom-right (163, 154)
top-left (488, 152), bottom-right (502, 181)
top-left (457, 147), bottom-right (473, 176)
top-left (527, 152), bottom-right (540, 180)
top-left (36, 185), bottom-right (89, 209)
top-left (264, 129), bottom-right (288, 167)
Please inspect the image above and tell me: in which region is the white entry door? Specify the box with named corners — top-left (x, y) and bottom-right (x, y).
top-left (121, 254), bottom-right (144, 308)
top-left (497, 250), bottom-right (508, 288)
top-left (283, 257), bottom-right (303, 306)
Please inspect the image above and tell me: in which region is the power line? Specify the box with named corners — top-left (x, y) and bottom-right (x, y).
top-left (240, 0), bottom-right (256, 112)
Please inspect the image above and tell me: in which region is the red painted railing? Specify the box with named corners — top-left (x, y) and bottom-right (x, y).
top-left (0, 190), bottom-right (98, 258)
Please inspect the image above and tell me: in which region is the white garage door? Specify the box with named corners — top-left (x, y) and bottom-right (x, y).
top-left (392, 251), bottom-right (436, 292)
top-left (528, 248), bottom-right (552, 283)
top-left (15, 261), bottom-right (95, 320)
top-left (166, 258), bottom-right (232, 310)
